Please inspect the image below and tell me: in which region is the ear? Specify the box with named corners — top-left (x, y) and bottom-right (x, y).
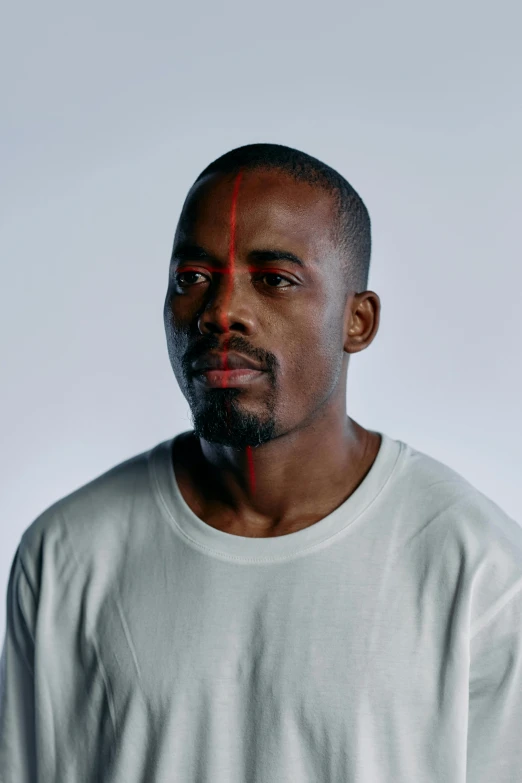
top-left (343, 291), bottom-right (381, 354)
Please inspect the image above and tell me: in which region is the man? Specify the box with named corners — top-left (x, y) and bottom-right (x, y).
top-left (1, 143), bottom-right (521, 782)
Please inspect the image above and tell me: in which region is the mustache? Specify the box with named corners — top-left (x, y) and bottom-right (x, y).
top-left (187, 340), bottom-right (269, 369)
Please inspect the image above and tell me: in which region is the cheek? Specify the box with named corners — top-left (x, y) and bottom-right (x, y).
top-left (299, 309), bottom-right (341, 364)
top-left (285, 336), bottom-right (336, 391)
top-left (279, 312), bottom-right (344, 399)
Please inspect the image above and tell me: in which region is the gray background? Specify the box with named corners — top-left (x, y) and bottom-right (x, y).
top-left (1, 0), bottom-right (521, 636)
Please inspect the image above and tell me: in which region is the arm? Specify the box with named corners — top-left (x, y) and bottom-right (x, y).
top-left (0, 545), bottom-right (38, 782)
top-left (467, 584), bottom-right (522, 781)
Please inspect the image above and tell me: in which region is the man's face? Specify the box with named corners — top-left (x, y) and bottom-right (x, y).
top-left (163, 167), bottom-right (351, 450)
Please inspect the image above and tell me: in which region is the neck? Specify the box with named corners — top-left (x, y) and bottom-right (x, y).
top-left (178, 415), bottom-right (381, 538)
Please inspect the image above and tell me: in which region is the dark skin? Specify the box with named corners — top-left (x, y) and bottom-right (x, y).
top-left (163, 167), bottom-right (382, 538)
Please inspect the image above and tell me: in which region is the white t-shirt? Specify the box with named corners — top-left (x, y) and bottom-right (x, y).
top-left (1, 431), bottom-right (522, 782)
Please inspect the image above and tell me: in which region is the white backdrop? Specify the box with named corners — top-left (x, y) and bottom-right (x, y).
top-left (1, 0), bottom-right (521, 636)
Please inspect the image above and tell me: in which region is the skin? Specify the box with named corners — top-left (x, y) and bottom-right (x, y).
top-left (163, 167), bottom-right (382, 538)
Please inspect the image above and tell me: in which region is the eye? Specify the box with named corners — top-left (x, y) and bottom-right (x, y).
top-left (258, 273), bottom-right (293, 289)
top-left (175, 271), bottom-right (207, 288)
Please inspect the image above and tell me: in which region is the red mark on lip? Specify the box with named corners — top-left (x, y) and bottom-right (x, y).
top-left (219, 170), bottom-right (257, 496)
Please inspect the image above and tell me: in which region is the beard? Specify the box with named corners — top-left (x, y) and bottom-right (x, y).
top-left (187, 385), bottom-right (278, 450)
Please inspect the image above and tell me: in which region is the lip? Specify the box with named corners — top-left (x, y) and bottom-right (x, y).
top-left (194, 369), bottom-right (266, 387)
top-left (191, 351), bottom-right (264, 373)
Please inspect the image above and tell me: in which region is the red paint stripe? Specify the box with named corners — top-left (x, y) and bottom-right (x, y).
top-left (219, 170), bottom-right (256, 496)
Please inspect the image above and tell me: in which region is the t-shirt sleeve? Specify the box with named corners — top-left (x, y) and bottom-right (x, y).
top-left (0, 544), bottom-right (38, 782)
top-left (467, 584), bottom-right (522, 782)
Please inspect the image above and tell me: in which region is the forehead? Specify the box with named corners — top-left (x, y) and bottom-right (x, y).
top-left (177, 168), bottom-right (339, 259)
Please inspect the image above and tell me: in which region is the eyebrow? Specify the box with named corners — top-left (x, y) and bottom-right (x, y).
top-left (172, 243), bottom-right (305, 269)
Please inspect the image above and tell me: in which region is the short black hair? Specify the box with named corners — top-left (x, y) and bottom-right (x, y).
top-left (194, 143), bottom-right (372, 296)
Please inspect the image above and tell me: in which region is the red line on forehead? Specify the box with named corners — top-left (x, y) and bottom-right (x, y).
top-left (229, 170), bottom-right (243, 259)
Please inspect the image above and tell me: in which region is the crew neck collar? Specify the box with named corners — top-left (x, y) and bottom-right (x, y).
top-left (150, 431), bottom-right (404, 563)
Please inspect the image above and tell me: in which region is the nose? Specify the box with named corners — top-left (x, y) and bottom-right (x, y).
top-left (197, 268), bottom-right (255, 335)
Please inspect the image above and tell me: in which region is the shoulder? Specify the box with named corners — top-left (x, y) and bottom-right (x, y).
top-left (395, 437), bottom-right (522, 629)
top-left (17, 438), bottom-right (169, 583)
top-left (397, 438), bottom-right (522, 548)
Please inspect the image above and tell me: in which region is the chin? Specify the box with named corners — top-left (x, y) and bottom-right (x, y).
top-left (191, 410), bottom-right (276, 450)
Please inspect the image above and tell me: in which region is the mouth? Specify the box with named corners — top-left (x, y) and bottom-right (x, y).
top-left (191, 351), bottom-right (265, 374)
top-left (194, 368), bottom-right (266, 388)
